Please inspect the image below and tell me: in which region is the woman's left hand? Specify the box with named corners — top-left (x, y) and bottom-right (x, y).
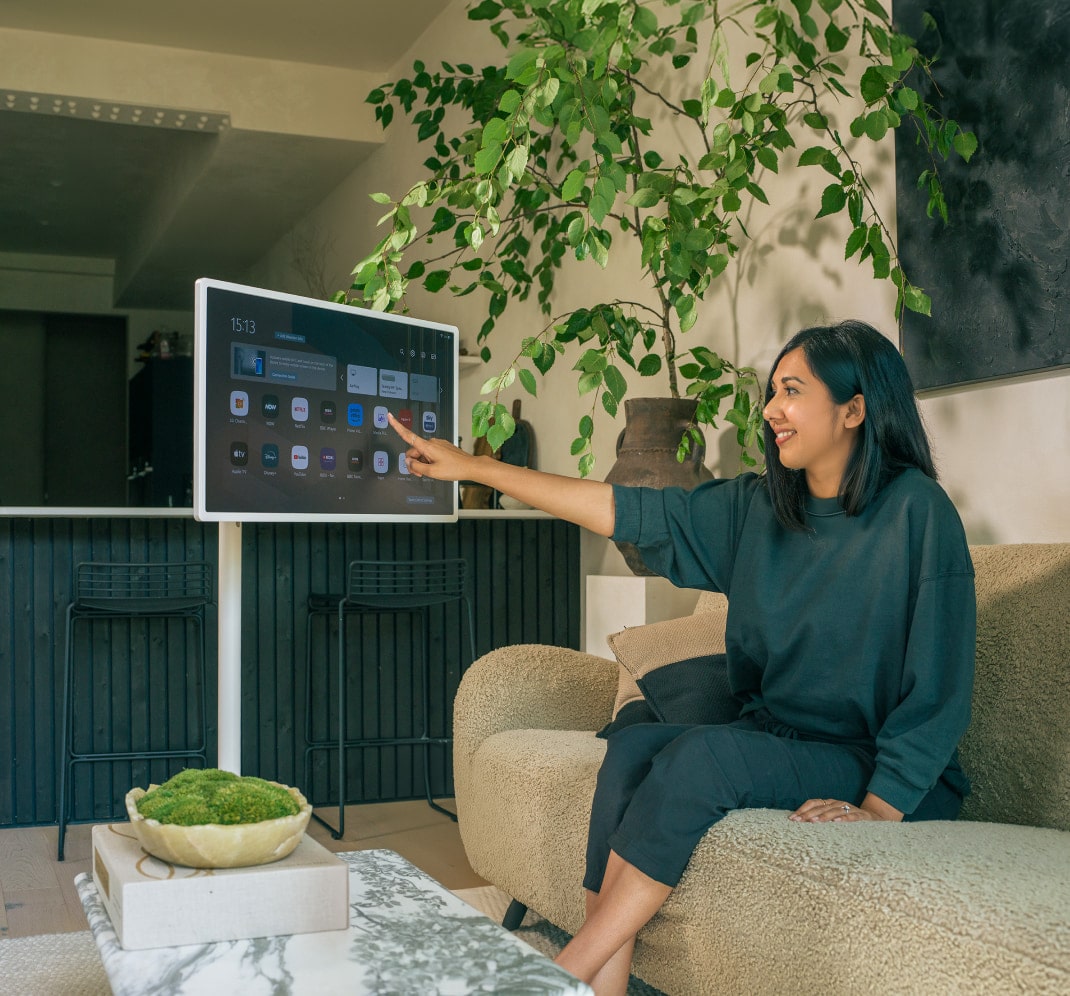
top-left (789, 794), bottom-right (902, 823)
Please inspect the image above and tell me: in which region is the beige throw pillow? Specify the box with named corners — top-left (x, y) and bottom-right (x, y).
top-left (598, 595), bottom-right (734, 737)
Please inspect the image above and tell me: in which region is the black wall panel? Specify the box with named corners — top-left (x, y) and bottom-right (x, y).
top-left (1, 516), bottom-right (580, 827)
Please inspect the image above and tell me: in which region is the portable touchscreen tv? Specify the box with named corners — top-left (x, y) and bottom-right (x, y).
top-left (194, 278), bottom-right (459, 522)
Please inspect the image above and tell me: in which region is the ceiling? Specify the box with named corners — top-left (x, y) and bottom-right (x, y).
top-left (0, 1), bottom-right (454, 310)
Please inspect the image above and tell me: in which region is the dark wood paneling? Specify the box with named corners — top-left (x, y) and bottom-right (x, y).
top-left (1, 516), bottom-right (580, 827)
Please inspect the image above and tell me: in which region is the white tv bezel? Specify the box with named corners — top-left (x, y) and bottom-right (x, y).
top-left (193, 277), bottom-right (459, 523)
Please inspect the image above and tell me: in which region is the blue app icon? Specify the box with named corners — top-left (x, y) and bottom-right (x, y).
top-left (347, 403), bottom-right (364, 426)
top-left (261, 443), bottom-right (279, 468)
top-left (422, 411), bottom-right (437, 433)
top-left (320, 448), bottom-right (336, 471)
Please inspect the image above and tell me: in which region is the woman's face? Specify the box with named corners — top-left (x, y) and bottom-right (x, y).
top-left (763, 347), bottom-right (865, 498)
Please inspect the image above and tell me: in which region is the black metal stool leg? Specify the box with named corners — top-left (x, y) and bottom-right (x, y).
top-left (335, 599), bottom-right (347, 838)
top-left (502, 899), bottom-right (529, 930)
top-left (57, 606), bottom-right (76, 861)
top-left (418, 606), bottom-right (457, 821)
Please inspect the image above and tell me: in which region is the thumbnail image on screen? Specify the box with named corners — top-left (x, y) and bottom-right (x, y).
top-left (194, 279), bottom-right (458, 522)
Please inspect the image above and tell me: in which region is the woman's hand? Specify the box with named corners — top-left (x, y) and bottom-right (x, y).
top-left (388, 411), bottom-right (617, 536)
top-left (789, 793), bottom-right (904, 823)
top-left (388, 413), bottom-right (479, 482)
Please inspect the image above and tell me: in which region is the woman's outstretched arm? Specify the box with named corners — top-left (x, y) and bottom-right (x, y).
top-left (389, 413), bottom-right (615, 537)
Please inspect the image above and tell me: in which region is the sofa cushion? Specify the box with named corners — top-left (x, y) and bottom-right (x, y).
top-left (599, 609), bottom-right (738, 737)
top-left (962, 544), bottom-right (1070, 831)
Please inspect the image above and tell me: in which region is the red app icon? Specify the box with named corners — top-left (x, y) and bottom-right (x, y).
top-left (398, 409), bottom-right (413, 429)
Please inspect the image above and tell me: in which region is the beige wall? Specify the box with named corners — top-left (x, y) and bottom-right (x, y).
top-left (249, 0), bottom-right (1066, 556)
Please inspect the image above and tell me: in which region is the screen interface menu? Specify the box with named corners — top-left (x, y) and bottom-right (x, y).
top-left (199, 283), bottom-right (457, 519)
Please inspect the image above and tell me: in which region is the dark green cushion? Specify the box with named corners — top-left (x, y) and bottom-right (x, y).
top-left (598, 653), bottom-right (739, 737)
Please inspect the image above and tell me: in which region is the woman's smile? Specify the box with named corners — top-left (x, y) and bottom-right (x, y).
top-left (763, 347), bottom-right (865, 497)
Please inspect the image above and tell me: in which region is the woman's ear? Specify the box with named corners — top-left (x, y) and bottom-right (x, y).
top-left (844, 394), bottom-right (866, 429)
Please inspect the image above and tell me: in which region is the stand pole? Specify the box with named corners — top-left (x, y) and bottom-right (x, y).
top-left (217, 520), bottom-right (243, 773)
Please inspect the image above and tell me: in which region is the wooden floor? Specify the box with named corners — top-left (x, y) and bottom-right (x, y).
top-left (0, 799), bottom-right (487, 939)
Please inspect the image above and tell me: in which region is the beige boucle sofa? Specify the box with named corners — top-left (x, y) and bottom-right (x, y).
top-left (453, 544), bottom-right (1070, 994)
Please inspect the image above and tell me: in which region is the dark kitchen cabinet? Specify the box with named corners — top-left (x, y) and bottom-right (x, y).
top-left (128, 358), bottom-right (194, 507)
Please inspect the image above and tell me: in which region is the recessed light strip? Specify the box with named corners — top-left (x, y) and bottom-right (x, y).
top-left (1, 89), bottom-right (229, 132)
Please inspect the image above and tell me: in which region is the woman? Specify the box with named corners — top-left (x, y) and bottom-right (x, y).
top-left (390, 320), bottom-right (975, 995)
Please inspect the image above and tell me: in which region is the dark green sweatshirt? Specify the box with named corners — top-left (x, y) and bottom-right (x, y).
top-left (611, 468), bottom-right (975, 816)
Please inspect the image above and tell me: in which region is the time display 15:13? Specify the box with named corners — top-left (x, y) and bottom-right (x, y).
top-left (231, 318), bottom-right (256, 334)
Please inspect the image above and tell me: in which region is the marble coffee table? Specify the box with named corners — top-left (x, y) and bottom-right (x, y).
top-left (76, 847), bottom-right (592, 995)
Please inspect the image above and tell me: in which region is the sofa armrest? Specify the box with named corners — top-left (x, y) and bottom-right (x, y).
top-left (454, 644), bottom-right (616, 754)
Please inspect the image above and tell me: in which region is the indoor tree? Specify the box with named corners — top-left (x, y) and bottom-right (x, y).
top-left (342, 0), bottom-right (976, 475)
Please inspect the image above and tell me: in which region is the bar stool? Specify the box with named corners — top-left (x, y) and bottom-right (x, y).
top-left (57, 561), bottom-right (212, 860)
top-left (303, 558), bottom-right (476, 838)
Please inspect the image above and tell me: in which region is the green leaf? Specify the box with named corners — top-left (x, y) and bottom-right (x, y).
top-left (816, 183), bottom-right (847, 219)
top-left (844, 225), bottom-right (867, 260)
top-left (578, 370), bottom-right (603, 395)
top-left (423, 270), bottom-right (451, 292)
top-left (626, 187), bottom-right (661, 208)
top-left (953, 130), bottom-right (978, 163)
top-left (897, 86), bottom-right (919, 111)
top-left (633, 5), bottom-right (658, 36)
top-left (502, 144), bottom-right (527, 182)
top-left (369, 192), bottom-right (393, 204)
top-left (798, 146), bottom-right (838, 176)
top-left (904, 285), bottom-right (932, 316)
top-left (468, 0), bottom-right (502, 20)
top-left (859, 66), bottom-right (889, 105)
top-left (561, 167), bottom-right (588, 202)
top-left (487, 413), bottom-right (515, 451)
top-left (637, 354), bottom-right (662, 376)
top-left (684, 228), bottom-right (715, 251)
top-left (676, 294), bottom-right (697, 333)
top-left (708, 253), bottom-right (730, 278)
top-left (589, 176), bottom-right (616, 224)
top-left (604, 364), bottom-right (628, 401)
top-left (518, 368), bottom-right (538, 396)
top-left (474, 143), bottom-right (502, 174)
top-left (756, 146), bottom-right (779, 173)
top-left (567, 215), bottom-right (587, 247)
top-left (865, 111), bottom-right (889, 142)
top-left (745, 181), bottom-right (769, 206)
top-left (483, 117), bottom-right (509, 146)
top-left (587, 230), bottom-right (609, 268)
top-left (824, 22), bottom-right (849, 52)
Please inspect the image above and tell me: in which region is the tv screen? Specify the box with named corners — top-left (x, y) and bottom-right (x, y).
top-left (194, 278), bottom-right (459, 522)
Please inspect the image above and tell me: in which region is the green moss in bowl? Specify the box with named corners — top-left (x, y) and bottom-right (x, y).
top-left (126, 769), bottom-right (312, 868)
top-left (136, 768), bottom-right (301, 826)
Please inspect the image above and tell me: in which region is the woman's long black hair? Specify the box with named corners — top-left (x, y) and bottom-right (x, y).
top-left (763, 320), bottom-right (937, 531)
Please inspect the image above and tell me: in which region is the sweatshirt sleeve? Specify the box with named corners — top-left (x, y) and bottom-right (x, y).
top-left (866, 570), bottom-right (976, 814)
top-left (611, 475), bottom-right (758, 593)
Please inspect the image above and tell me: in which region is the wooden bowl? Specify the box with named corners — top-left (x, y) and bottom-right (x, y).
top-left (125, 782), bottom-right (312, 869)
